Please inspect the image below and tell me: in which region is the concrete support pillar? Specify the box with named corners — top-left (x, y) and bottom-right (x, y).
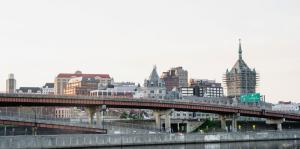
top-left (220, 113), bottom-right (239, 132)
top-left (232, 113), bottom-right (240, 132)
top-left (277, 123), bottom-right (282, 131)
top-left (220, 115), bottom-right (227, 131)
top-left (96, 105), bottom-right (106, 128)
top-left (32, 127), bottom-right (37, 135)
top-left (96, 111), bottom-right (103, 127)
top-left (86, 107), bottom-right (96, 126)
top-left (186, 122), bottom-right (191, 133)
top-left (153, 111), bottom-right (161, 130)
top-left (165, 114), bottom-right (171, 133)
top-left (4, 126), bottom-right (7, 136)
top-left (266, 118), bottom-right (285, 131)
top-left (153, 109), bottom-right (174, 132)
top-left (231, 115), bottom-right (238, 132)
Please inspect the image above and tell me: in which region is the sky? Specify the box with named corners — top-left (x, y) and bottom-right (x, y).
top-left (0, 0), bottom-right (300, 103)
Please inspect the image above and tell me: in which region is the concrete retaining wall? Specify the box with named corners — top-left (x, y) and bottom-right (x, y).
top-left (0, 131), bottom-right (300, 149)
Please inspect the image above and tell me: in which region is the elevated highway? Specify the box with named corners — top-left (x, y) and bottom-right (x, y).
top-left (0, 119), bottom-right (107, 134)
top-left (0, 110), bottom-right (107, 134)
top-left (0, 93), bottom-right (299, 121)
top-left (0, 93), bottom-right (299, 132)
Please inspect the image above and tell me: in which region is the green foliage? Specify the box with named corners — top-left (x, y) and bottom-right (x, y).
top-left (196, 119), bottom-right (218, 133)
top-left (120, 111), bottom-right (144, 120)
top-left (120, 112), bottom-right (129, 119)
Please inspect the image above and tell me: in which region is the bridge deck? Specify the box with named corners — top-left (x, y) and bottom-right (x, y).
top-left (0, 119), bottom-right (107, 134)
top-left (0, 93), bottom-right (299, 121)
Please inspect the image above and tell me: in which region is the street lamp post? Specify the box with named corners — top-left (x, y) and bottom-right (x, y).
top-left (33, 107), bottom-right (37, 135)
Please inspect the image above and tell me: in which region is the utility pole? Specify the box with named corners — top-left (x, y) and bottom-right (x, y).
top-left (33, 107), bottom-right (37, 135)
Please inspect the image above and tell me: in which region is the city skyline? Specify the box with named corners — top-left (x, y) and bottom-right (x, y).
top-left (1, 1), bottom-right (300, 103)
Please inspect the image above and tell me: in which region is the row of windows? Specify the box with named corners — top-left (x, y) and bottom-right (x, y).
top-left (150, 96), bottom-right (163, 99)
top-left (56, 114), bottom-right (71, 118)
top-left (173, 112), bottom-right (217, 118)
top-left (201, 90), bottom-right (223, 93)
top-left (55, 110), bottom-right (71, 114)
top-left (204, 88), bottom-right (223, 91)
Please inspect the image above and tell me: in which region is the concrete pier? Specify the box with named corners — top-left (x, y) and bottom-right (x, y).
top-left (266, 118), bottom-right (285, 131)
top-left (219, 113), bottom-right (240, 132)
top-left (153, 109), bottom-right (174, 132)
top-left (0, 130), bottom-right (300, 149)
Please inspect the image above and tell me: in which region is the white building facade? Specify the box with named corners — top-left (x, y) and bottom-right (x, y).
top-left (136, 65), bottom-right (166, 99)
top-left (272, 101), bottom-right (300, 113)
top-left (42, 83), bottom-right (55, 95)
top-left (55, 107), bottom-right (73, 118)
top-left (171, 111), bottom-right (219, 120)
top-left (91, 85), bottom-right (137, 98)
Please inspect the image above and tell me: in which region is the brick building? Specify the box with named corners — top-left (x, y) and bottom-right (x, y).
top-left (54, 71), bottom-right (112, 95)
top-left (161, 67), bottom-right (188, 92)
top-left (64, 77), bottom-right (99, 95)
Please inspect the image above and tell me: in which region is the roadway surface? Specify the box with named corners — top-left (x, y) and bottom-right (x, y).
top-left (0, 111), bottom-right (107, 133)
top-left (0, 93), bottom-right (299, 121)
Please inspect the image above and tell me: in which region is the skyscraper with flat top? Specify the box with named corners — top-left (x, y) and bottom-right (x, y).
top-left (224, 39), bottom-right (259, 98)
top-left (6, 73), bottom-right (16, 93)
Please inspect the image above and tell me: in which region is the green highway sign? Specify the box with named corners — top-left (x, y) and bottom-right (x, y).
top-left (240, 93), bottom-right (261, 103)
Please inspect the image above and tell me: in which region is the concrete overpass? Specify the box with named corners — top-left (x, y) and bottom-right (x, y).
top-left (0, 93), bottom-right (299, 132)
top-left (0, 119), bottom-right (107, 134)
top-left (0, 110), bottom-right (107, 134)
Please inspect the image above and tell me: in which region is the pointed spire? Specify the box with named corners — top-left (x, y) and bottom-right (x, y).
top-left (153, 64), bottom-right (157, 70)
top-left (239, 38), bottom-right (242, 60)
top-left (149, 64), bottom-right (159, 81)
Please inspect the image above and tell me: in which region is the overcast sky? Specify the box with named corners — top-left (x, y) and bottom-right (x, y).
top-left (0, 0), bottom-right (300, 103)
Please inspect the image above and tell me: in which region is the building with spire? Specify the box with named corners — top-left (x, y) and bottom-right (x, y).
top-left (144, 65), bottom-right (165, 88)
top-left (143, 65), bottom-right (166, 99)
top-left (134, 65), bottom-right (166, 99)
top-left (224, 39), bottom-right (259, 98)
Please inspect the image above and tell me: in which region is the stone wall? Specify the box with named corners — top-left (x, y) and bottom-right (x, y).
top-left (0, 131), bottom-right (300, 149)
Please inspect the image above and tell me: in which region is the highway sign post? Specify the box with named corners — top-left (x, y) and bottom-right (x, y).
top-left (240, 93), bottom-right (261, 103)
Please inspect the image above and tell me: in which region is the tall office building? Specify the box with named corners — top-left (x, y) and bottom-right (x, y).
top-left (224, 39), bottom-right (259, 98)
top-left (6, 73), bottom-right (16, 93)
top-left (161, 66), bottom-right (188, 91)
top-left (180, 79), bottom-right (223, 98)
top-left (191, 79), bottom-right (223, 97)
